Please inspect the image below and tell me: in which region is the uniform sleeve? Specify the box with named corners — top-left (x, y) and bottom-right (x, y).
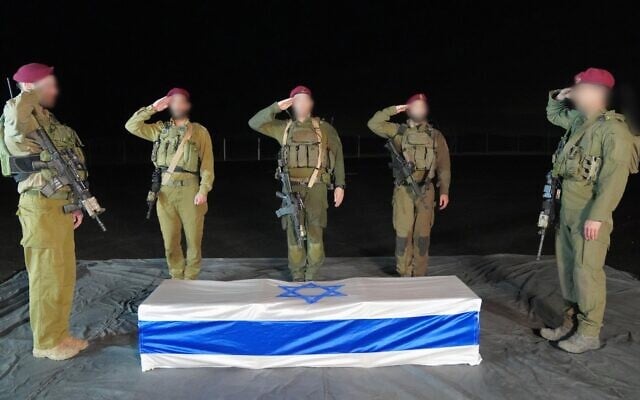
top-left (248, 102), bottom-right (287, 143)
top-left (326, 124), bottom-right (346, 187)
top-left (197, 126), bottom-right (215, 197)
top-left (367, 106), bottom-right (401, 138)
top-left (124, 106), bottom-right (164, 141)
top-left (546, 90), bottom-right (580, 130)
top-left (435, 131), bottom-right (451, 195)
top-left (588, 125), bottom-right (633, 221)
top-left (3, 91), bottom-right (42, 155)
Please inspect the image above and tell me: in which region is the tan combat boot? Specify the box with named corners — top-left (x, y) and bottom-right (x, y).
top-left (540, 325), bottom-right (573, 341)
top-left (557, 333), bottom-right (600, 353)
top-left (33, 342), bottom-right (80, 361)
top-left (61, 336), bottom-right (89, 351)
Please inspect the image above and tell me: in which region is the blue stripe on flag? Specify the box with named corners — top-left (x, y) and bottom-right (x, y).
top-left (139, 312), bottom-right (479, 355)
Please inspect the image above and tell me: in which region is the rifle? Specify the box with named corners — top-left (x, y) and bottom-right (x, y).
top-left (30, 127), bottom-right (107, 231)
top-left (536, 171), bottom-right (561, 260)
top-left (384, 139), bottom-right (422, 197)
top-left (145, 168), bottom-right (162, 219)
top-left (275, 157), bottom-right (306, 247)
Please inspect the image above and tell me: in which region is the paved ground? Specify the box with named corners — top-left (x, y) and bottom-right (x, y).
top-left (1, 155), bottom-right (639, 281)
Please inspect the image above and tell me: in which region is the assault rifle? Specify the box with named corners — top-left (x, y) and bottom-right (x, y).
top-left (384, 139), bottom-right (422, 197)
top-left (275, 157), bottom-right (306, 247)
top-left (536, 171), bottom-right (561, 260)
top-left (145, 168), bottom-right (162, 219)
top-left (30, 127), bottom-right (106, 231)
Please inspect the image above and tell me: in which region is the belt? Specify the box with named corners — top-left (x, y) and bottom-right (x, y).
top-left (161, 172), bottom-right (198, 187)
top-left (22, 189), bottom-right (73, 200)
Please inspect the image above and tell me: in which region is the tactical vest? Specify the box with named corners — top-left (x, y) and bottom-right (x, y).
top-left (552, 112), bottom-right (626, 184)
top-left (281, 118), bottom-right (334, 183)
top-left (399, 124), bottom-right (437, 180)
top-left (151, 122), bottom-right (200, 173)
top-left (38, 114), bottom-right (87, 183)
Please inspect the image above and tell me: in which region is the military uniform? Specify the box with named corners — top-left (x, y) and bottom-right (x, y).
top-left (3, 89), bottom-right (85, 351)
top-left (125, 105), bottom-right (214, 280)
top-left (248, 102), bottom-right (345, 281)
top-left (368, 105), bottom-right (451, 277)
top-left (547, 90), bottom-right (635, 338)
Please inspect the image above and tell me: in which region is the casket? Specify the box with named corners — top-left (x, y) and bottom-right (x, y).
top-left (138, 276), bottom-right (482, 371)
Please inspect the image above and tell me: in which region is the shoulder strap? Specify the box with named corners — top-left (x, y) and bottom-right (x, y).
top-left (282, 119), bottom-right (293, 146)
top-left (161, 124), bottom-right (193, 184)
top-left (307, 118), bottom-right (324, 188)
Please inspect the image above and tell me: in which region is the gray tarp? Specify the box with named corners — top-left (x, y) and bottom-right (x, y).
top-left (1, 255), bottom-right (639, 400)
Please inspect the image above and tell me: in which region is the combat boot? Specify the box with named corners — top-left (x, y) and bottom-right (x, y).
top-left (61, 336), bottom-right (89, 351)
top-left (33, 342), bottom-right (80, 361)
top-left (540, 326), bottom-right (573, 341)
top-left (557, 333), bottom-right (600, 354)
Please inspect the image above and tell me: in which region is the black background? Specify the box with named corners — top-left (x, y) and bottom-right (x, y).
top-left (2, 1), bottom-right (639, 147)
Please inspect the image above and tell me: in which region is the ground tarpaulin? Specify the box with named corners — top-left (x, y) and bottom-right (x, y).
top-left (1, 255), bottom-right (639, 400)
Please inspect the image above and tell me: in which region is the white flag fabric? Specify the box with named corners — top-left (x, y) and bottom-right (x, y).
top-left (138, 276), bottom-right (482, 371)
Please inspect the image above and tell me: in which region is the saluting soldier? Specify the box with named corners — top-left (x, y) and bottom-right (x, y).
top-left (541, 68), bottom-right (637, 353)
top-left (125, 88), bottom-right (214, 280)
top-left (367, 93), bottom-right (451, 277)
top-left (248, 86), bottom-right (346, 282)
top-left (1, 63), bottom-right (89, 360)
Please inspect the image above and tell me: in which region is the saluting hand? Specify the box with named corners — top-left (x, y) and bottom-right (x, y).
top-left (278, 98), bottom-right (294, 111)
top-left (395, 105), bottom-right (408, 114)
top-left (556, 88), bottom-right (572, 101)
top-left (334, 187), bottom-right (345, 208)
top-left (152, 96), bottom-right (171, 112)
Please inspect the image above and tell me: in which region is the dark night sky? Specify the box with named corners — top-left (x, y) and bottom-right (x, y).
top-left (1, 1), bottom-right (639, 157)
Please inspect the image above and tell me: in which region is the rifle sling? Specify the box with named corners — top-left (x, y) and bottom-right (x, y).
top-left (161, 124), bottom-right (193, 185)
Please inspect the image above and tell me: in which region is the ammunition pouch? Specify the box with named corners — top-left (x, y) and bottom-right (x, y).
top-left (401, 130), bottom-right (436, 172)
top-left (557, 145), bottom-right (601, 183)
top-left (153, 127), bottom-right (200, 173)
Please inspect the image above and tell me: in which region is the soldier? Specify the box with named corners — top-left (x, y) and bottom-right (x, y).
top-left (367, 93), bottom-right (451, 277)
top-left (125, 88), bottom-right (214, 280)
top-left (248, 86), bottom-right (345, 282)
top-left (1, 63), bottom-right (89, 360)
top-left (541, 68), bottom-right (637, 353)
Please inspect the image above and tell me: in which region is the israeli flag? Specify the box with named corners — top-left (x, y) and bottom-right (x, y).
top-left (138, 276), bottom-right (481, 371)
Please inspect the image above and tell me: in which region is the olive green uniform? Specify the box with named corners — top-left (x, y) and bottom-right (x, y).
top-left (547, 91), bottom-right (635, 337)
top-left (125, 106), bottom-right (214, 280)
top-left (3, 90), bottom-right (86, 350)
top-left (368, 106), bottom-right (451, 277)
top-left (249, 102), bottom-right (345, 280)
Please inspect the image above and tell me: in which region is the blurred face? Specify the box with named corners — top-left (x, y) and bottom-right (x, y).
top-left (169, 94), bottom-right (191, 119)
top-left (571, 83), bottom-right (608, 112)
top-left (292, 94), bottom-right (314, 118)
top-left (35, 75), bottom-right (59, 108)
top-left (407, 99), bottom-right (428, 123)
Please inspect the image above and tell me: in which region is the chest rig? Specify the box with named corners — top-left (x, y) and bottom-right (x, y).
top-left (33, 112), bottom-right (87, 183)
top-left (552, 113), bottom-right (622, 184)
top-left (398, 123), bottom-right (437, 181)
top-left (281, 118), bottom-right (331, 186)
top-left (151, 122), bottom-right (199, 174)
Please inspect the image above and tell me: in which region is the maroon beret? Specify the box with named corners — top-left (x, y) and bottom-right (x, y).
top-left (290, 85), bottom-right (312, 98)
top-left (13, 63), bottom-right (54, 83)
top-left (574, 68), bottom-right (615, 89)
top-left (167, 87), bottom-right (190, 99)
top-left (407, 93), bottom-right (428, 105)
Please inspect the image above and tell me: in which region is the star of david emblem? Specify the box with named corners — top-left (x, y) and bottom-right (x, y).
top-left (277, 282), bottom-right (346, 304)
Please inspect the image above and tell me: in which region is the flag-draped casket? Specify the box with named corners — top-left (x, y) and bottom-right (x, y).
top-left (138, 276), bottom-right (482, 371)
